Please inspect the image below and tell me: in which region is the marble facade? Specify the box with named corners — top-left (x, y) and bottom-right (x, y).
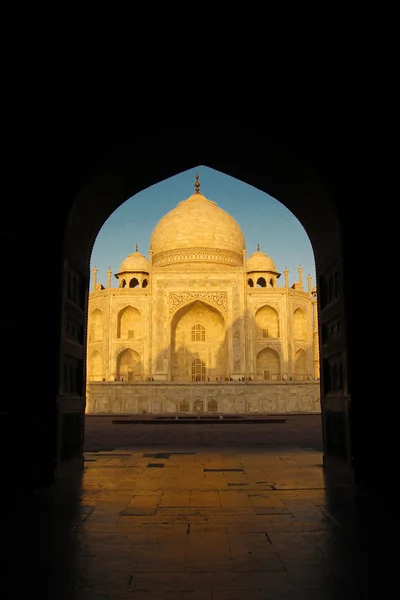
top-left (86, 176), bottom-right (320, 414)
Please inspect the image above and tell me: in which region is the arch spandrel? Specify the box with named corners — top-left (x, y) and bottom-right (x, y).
top-left (169, 292), bottom-right (227, 320)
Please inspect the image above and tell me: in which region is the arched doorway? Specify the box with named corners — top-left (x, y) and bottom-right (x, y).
top-left (255, 305), bottom-right (280, 339)
top-left (116, 348), bottom-right (142, 381)
top-left (34, 95), bottom-right (371, 490)
top-left (256, 347), bottom-right (281, 381)
top-left (170, 300), bottom-right (226, 382)
top-left (192, 358), bottom-right (206, 382)
top-left (117, 306), bottom-right (141, 340)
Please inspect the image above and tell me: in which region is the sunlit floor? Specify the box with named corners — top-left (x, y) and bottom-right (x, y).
top-left (33, 416), bottom-right (384, 599)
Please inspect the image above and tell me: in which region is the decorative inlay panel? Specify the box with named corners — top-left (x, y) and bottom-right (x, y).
top-left (170, 291), bottom-right (227, 314)
top-left (152, 247), bottom-right (243, 268)
top-left (323, 353), bottom-right (343, 394)
top-left (232, 281), bottom-right (241, 370)
top-left (156, 288), bottom-right (166, 371)
top-left (65, 317), bottom-right (84, 345)
top-left (294, 344), bottom-right (308, 354)
top-left (292, 303), bottom-right (307, 313)
top-left (255, 342), bottom-right (282, 354)
top-left (252, 300), bottom-right (280, 313)
top-left (322, 316), bottom-right (342, 345)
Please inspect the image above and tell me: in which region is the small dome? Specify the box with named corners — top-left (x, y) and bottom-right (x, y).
top-left (247, 249), bottom-right (277, 273)
top-left (117, 250), bottom-right (150, 274)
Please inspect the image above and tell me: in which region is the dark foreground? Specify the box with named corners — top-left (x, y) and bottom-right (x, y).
top-left (28, 414), bottom-right (388, 598)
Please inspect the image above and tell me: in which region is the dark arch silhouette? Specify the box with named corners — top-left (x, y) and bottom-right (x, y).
top-left (24, 62), bottom-right (379, 497)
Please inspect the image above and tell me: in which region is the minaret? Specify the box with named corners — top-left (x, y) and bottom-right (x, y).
top-left (307, 274), bottom-right (312, 293)
top-left (284, 266), bottom-right (289, 288)
top-left (298, 266), bottom-right (303, 291)
top-left (92, 266), bottom-right (97, 291)
top-left (107, 266), bottom-right (112, 289)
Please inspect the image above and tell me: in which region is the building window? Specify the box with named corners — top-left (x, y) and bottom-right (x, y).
top-left (191, 323), bottom-right (205, 342)
top-left (262, 329), bottom-right (269, 338)
top-left (192, 358), bottom-right (206, 381)
top-left (127, 371), bottom-right (134, 381)
top-left (128, 330), bottom-right (134, 339)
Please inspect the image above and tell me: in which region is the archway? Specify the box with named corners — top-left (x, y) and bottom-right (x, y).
top-left (37, 123), bottom-right (361, 489)
top-left (294, 349), bottom-right (308, 380)
top-left (89, 308), bottom-right (103, 341)
top-left (293, 307), bottom-right (307, 340)
top-left (88, 350), bottom-right (103, 381)
top-left (170, 300), bottom-right (226, 382)
top-left (256, 347), bottom-right (281, 380)
top-left (117, 306), bottom-right (141, 339)
top-left (116, 348), bottom-right (142, 381)
top-left (255, 305), bottom-right (280, 339)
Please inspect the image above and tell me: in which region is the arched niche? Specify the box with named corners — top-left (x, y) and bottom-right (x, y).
top-left (88, 350), bottom-right (103, 381)
top-left (89, 308), bottom-right (103, 341)
top-left (256, 347), bottom-right (281, 380)
top-left (170, 300), bottom-right (226, 382)
top-left (255, 305), bottom-right (279, 339)
top-left (129, 277), bottom-right (139, 288)
top-left (256, 277), bottom-right (267, 288)
top-left (117, 305), bottom-right (141, 339)
top-left (294, 348), bottom-right (308, 379)
top-left (116, 348), bottom-right (142, 381)
top-left (293, 307), bottom-right (307, 340)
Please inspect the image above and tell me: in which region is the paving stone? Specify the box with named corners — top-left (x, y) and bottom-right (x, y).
top-left (29, 415), bottom-right (383, 598)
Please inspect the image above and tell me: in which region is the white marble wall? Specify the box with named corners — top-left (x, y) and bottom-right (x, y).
top-left (86, 381), bottom-right (321, 414)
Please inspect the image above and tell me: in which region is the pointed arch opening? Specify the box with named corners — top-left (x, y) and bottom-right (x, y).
top-left (170, 300), bottom-right (226, 382)
top-left (294, 348), bottom-right (308, 380)
top-left (116, 348), bottom-right (142, 381)
top-left (129, 277), bottom-right (139, 288)
top-left (117, 305), bottom-right (141, 339)
top-left (293, 307), bottom-right (307, 340)
top-left (256, 347), bottom-right (281, 381)
top-left (255, 305), bottom-right (280, 339)
top-left (88, 350), bottom-right (103, 381)
top-left (89, 308), bottom-right (103, 341)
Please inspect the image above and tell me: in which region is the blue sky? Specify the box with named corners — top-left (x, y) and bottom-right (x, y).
top-left (90, 166), bottom-right (316, 289)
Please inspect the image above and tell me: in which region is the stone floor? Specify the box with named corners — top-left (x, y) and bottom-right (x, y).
top-left (30, 416), bottom-right (386, 599)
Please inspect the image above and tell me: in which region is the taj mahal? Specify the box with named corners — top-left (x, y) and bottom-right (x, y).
top-left (86, 174), bottom-right (320, 415)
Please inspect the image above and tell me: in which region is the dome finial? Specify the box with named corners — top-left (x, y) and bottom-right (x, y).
top-left (135, 243), bottom-right (138, 252)
top-left (194, 172), bottom-right (200, 194)
top-left (257, 243), bottom-right (260, 252)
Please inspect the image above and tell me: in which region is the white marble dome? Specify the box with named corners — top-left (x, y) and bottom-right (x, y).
top-left (150, 181), bottom-right (246, 268)
top-left (247, 249), bottom-right (277, 273)
top-left (117, 250), bottom-right (150, 273)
